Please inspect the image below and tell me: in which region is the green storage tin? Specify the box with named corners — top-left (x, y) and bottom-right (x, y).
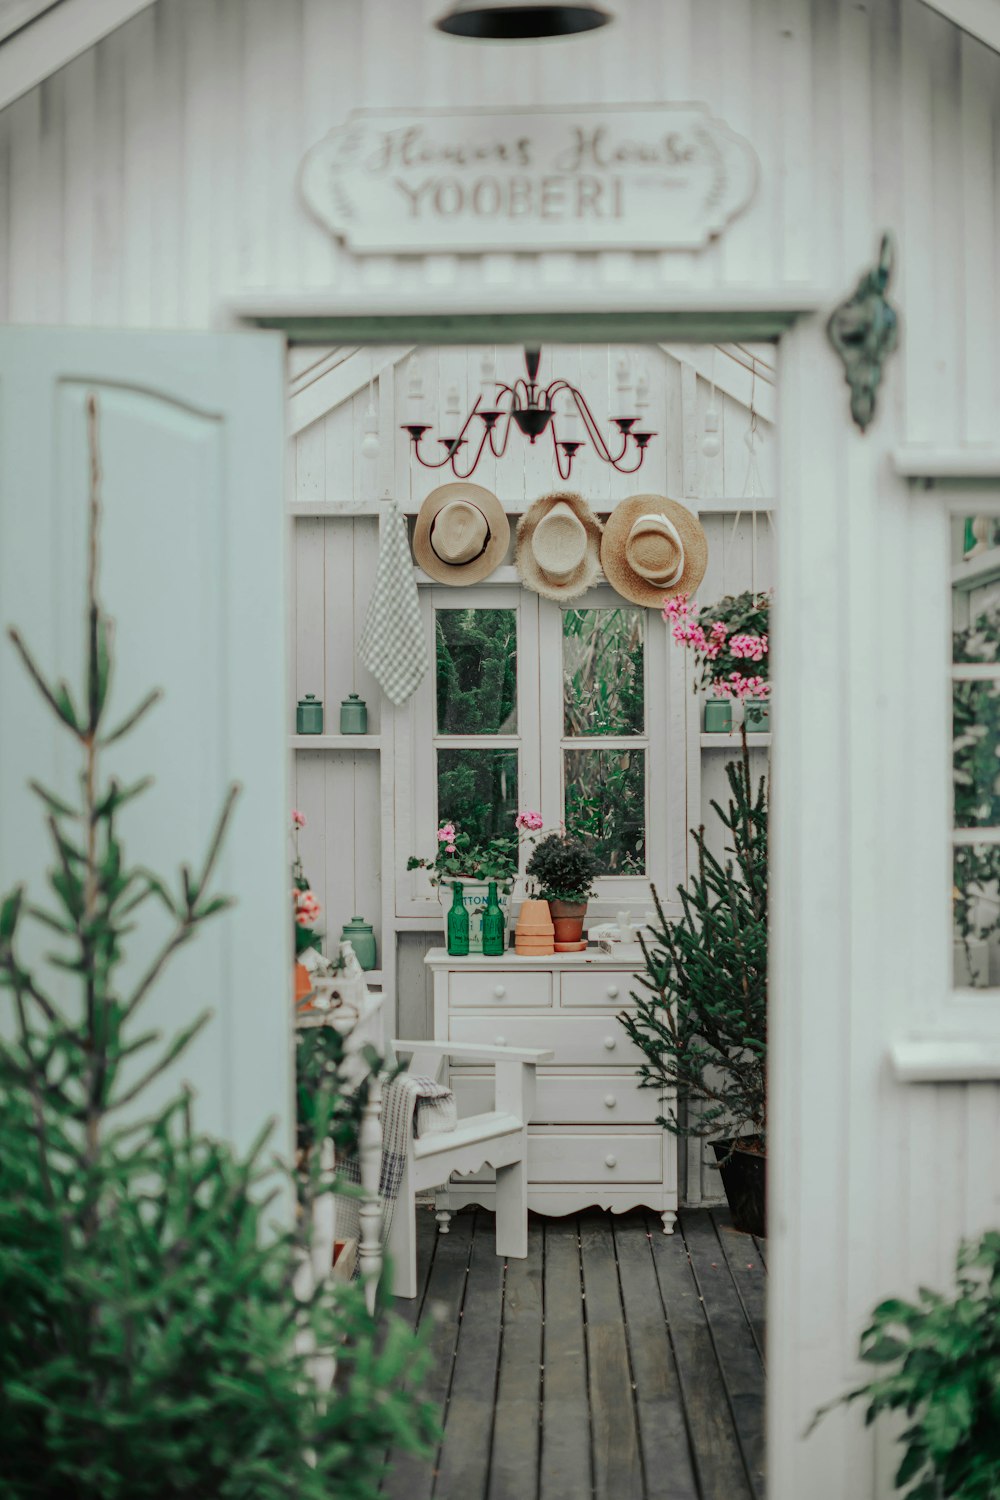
top-left (704, 699), bottom-right (732, 733)
top-left (340, 693), bottom-right (368, 735)
top-left (340, 916), bottom-right (377, 971)
top-left (296, 694), bottom-right (323, 734)
top-left (744, 698), bottom-right (771, 734)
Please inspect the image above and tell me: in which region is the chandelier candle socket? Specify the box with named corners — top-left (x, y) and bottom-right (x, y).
top-left (402, 347), bottom-right (655, 480)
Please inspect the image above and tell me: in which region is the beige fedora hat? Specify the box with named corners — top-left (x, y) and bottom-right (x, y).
top-left (515, 491), bottom-right (603, 601)
top-left (412, 482), bottom-right (510, 585)
top-left (600, 495), bottom-right (708, 608)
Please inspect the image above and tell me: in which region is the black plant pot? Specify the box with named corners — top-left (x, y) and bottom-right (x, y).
top-left (711, 1137), bottom-right (766, 1238)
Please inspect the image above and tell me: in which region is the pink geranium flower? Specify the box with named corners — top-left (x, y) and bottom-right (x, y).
top-left (437, 822), bottom-right (456, 844)
top-left (515, 809), bottom-right (544, 832)
top-left (292, 809), bottom-right (306, 829)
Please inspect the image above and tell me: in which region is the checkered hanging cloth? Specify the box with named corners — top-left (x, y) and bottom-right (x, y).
top-left (357, 500), bottom-right (428, 706)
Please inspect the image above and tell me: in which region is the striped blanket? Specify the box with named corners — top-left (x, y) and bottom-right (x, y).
top-left (335, 1073), bottom-right (455, 1257)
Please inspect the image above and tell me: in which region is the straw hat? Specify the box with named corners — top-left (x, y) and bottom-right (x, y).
top-left (515, 491), bottom-right (603, 601)
top-left (412, 482), bottom-right (510, 585)
top-left (600, 495), bottom-right (708, 608)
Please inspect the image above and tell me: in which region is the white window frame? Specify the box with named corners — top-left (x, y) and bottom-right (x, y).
top-left (891, 483), bottom-right (1000, 1078)
top-left (395, 576), bottom-right (687, 924)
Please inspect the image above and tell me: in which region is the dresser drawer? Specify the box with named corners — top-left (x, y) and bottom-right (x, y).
top-left (559, 969), bottom-right (637, 1009)
top-left (449, 970), bottom-right (552, 1008)
top-left (451, 1071), bottom-right (664, 1125)
top-left (447, 1013), bottom-right (645, 1068)
top-left (529, 1132), bottom-right (662, 1184)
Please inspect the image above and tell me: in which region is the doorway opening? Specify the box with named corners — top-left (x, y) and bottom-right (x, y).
top-left (282, 322), bottom-right (780, 1500)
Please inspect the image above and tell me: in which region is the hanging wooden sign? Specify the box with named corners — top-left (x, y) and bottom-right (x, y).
top-left (299, 105), bottom-right (758, 255)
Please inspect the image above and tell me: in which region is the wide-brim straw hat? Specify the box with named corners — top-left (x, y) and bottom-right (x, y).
top-left (515, 491), bottom-right (603, 601)
top-left (412, 482), bottom-right (510, 585)
top-left (600, 495), bottom-right (708, 609)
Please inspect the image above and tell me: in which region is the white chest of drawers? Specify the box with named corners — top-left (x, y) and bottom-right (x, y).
top-left (425, 949), bottom-right (678, 1233)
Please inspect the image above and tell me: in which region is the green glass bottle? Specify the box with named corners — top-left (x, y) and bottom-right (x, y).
top-left (446, 881), bottom-right (469, 957)
top-left (481, 880), bottom-right (505, 957)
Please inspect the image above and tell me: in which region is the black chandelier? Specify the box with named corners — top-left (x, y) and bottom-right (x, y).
top-left (401, 347), bottom-right (656, 481)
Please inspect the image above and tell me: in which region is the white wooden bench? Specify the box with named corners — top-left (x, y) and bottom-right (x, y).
top-left (385, 1039), bottom-right (554, 1298)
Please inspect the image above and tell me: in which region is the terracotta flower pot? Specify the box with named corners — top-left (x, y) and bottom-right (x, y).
top-left (294, 961), bottom-right (312, 1005)
top-left (515, 898), bottom-right (554, 955)
top-left (549, 898), bottom-right (587, 945)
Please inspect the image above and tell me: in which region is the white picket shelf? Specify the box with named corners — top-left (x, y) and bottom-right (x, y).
top-left (290, 734), bottom-right (382, 751)
top-left (700, 732), bottom-right (772, 749)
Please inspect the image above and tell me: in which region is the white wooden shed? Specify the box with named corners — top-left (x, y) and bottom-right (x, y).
top-left (1, 2), bottom-right (1000, 1497)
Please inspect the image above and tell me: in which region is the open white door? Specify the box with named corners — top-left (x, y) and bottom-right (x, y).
top-left (0, 328), bottom-right (291, 1164)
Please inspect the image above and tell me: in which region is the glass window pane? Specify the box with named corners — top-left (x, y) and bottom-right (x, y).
top-left (436, 608), bottom-right (517, 734)
top-left (954, 843), bottom-right (1000, 987)
top-left (563, 607), bottom-right (644, 736)
top-left (437, 748), bottom-right (518, 852)
top-left (564, 747), bottom-right (645, 875)
top-left (954, 680), bottom-right (1000, 828)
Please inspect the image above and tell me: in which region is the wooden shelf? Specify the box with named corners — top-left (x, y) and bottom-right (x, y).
top-left (700, 732), bottom-right (771, 749)
top-left (290, 734), bottom-right (382, 751)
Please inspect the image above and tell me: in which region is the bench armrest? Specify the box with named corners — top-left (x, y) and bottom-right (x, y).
top-left (391, 1038), bottom-right (554, 1064)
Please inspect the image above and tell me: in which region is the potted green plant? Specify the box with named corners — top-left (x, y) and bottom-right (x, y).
top-left (408, 817), bottom-right (520, 953)
top-left (620, 741), bottom-right (768, 1235)
top-left (812, 1230), bottom-right (1000, 1497)
top-left (524, 831), bottom-right (598, 945)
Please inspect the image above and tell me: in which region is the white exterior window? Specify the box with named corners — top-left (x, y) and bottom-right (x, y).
top-left (397, 581), bottom-right (687, 922)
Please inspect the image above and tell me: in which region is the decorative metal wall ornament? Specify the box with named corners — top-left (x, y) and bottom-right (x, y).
top-left (403, 347), bottom-right (656, 480)
top-left (826, 233), bottom-right (899, 433)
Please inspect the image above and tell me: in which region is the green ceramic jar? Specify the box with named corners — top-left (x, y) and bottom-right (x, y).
top-left (744, 698), bottom-right (771, 734)
top-left (704, 699), bottom-right (732, 733)
top-left (296, 694), bottom-right (323, 734)
top-left (340, 915), bottom-right (376, 971)
top-left (340, 693), bottom-right (368, 734)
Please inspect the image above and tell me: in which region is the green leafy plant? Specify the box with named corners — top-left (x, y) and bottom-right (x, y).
top-left (813, 1231), bottom-right (1000, 1498)
top-left (524, 831), bottom-right (598, 903)
top-left (0, 398), bottom-right (434, 1499)
top-left (666, 588), bottom-right (771, 701)
top-left (620, 741), bottom-right (768, 1148)
top-left (407, 816), bottom-right (519, 887)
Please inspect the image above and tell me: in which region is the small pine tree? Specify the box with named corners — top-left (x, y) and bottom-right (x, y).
top-left (620, 741), bottom-right (768, 1147)
top-left (0, 397), bottom-right (435, 1499)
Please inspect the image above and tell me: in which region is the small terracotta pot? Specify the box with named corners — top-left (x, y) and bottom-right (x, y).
top-left (294, 961), bottom-right (312, 1005)
top-left (549, 899), bottom-right (587, 945)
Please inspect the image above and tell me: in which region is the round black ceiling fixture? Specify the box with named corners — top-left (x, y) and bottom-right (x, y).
top-left (435, 2), bottom-right (613, 41)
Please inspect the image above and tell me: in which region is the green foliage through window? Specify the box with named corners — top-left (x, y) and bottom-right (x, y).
top-left (437, 748), bottom-right (519, 854)
top-left (563, 607), bottom-right (644, 736)
top-left (564, 747), bottom-right (645, 875)
top-left (436, 608), bottom-right (517, 734)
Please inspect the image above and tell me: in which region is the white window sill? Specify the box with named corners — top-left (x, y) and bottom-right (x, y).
top-left (889, 1037), bottom-right (1000, 1082)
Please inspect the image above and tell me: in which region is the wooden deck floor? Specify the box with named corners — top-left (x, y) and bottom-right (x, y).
top-left (382, 1205), bottom-right (767, 1500)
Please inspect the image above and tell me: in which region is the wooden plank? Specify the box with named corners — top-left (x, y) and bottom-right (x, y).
top-left (646, 1211), bottom-right (752, 1500)
top-left (710, 1207), bottom-right (767, 1366)
top-left (539, 1217), bottom-right (592, 1500)
top-left (381, 1210), bottom-right (474, 1500)
top-left (579, 1210), bottom-right (643, 1500)
top-left (435, 1210), bottom-right (505, 1500)
top-left (488, 1215), bottom-right (543, 1500)
top-left (379, 1205), bottom-right (440, 1494)
top-left (682, 1211), bottom-right (765, 1499)
top-left (612, 1213), bottom-right (699, 1500)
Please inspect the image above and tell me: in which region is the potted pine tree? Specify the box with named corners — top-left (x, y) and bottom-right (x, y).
top-left (620, 742), bottom-right (768, 1235)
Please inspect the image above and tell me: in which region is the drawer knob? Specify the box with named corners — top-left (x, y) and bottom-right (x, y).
top-left (604, 1094), bottom-right (617, 1109)
top-left (605, 1154), bottom-right (618, 1168)
top-left (607, 984), bottom-right (620, 999)
top-left (494, 1035), bottom-right (506, 1047)
top-left (603, 1036), bottom-right (617, 1050)
top-left (493, 984), bottom-right (506, 999)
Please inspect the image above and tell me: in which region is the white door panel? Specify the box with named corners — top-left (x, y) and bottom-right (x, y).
top-left (0, 328), bottom-right (290, 1163)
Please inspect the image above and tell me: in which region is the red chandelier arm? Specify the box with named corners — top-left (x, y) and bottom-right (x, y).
top-left (552, 382), bottom-right (633, 468)
top-left (548, 420), bottom-right (575, 482)
top-left (447, 421), bottom-right (497, 480)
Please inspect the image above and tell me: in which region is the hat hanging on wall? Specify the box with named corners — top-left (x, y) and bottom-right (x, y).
top-left (600, 495), bottom-right (708, 609)
top-left (412, 482), bottom-right (510, 585)
top-left (515, 491), bottom-right (603, 601)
